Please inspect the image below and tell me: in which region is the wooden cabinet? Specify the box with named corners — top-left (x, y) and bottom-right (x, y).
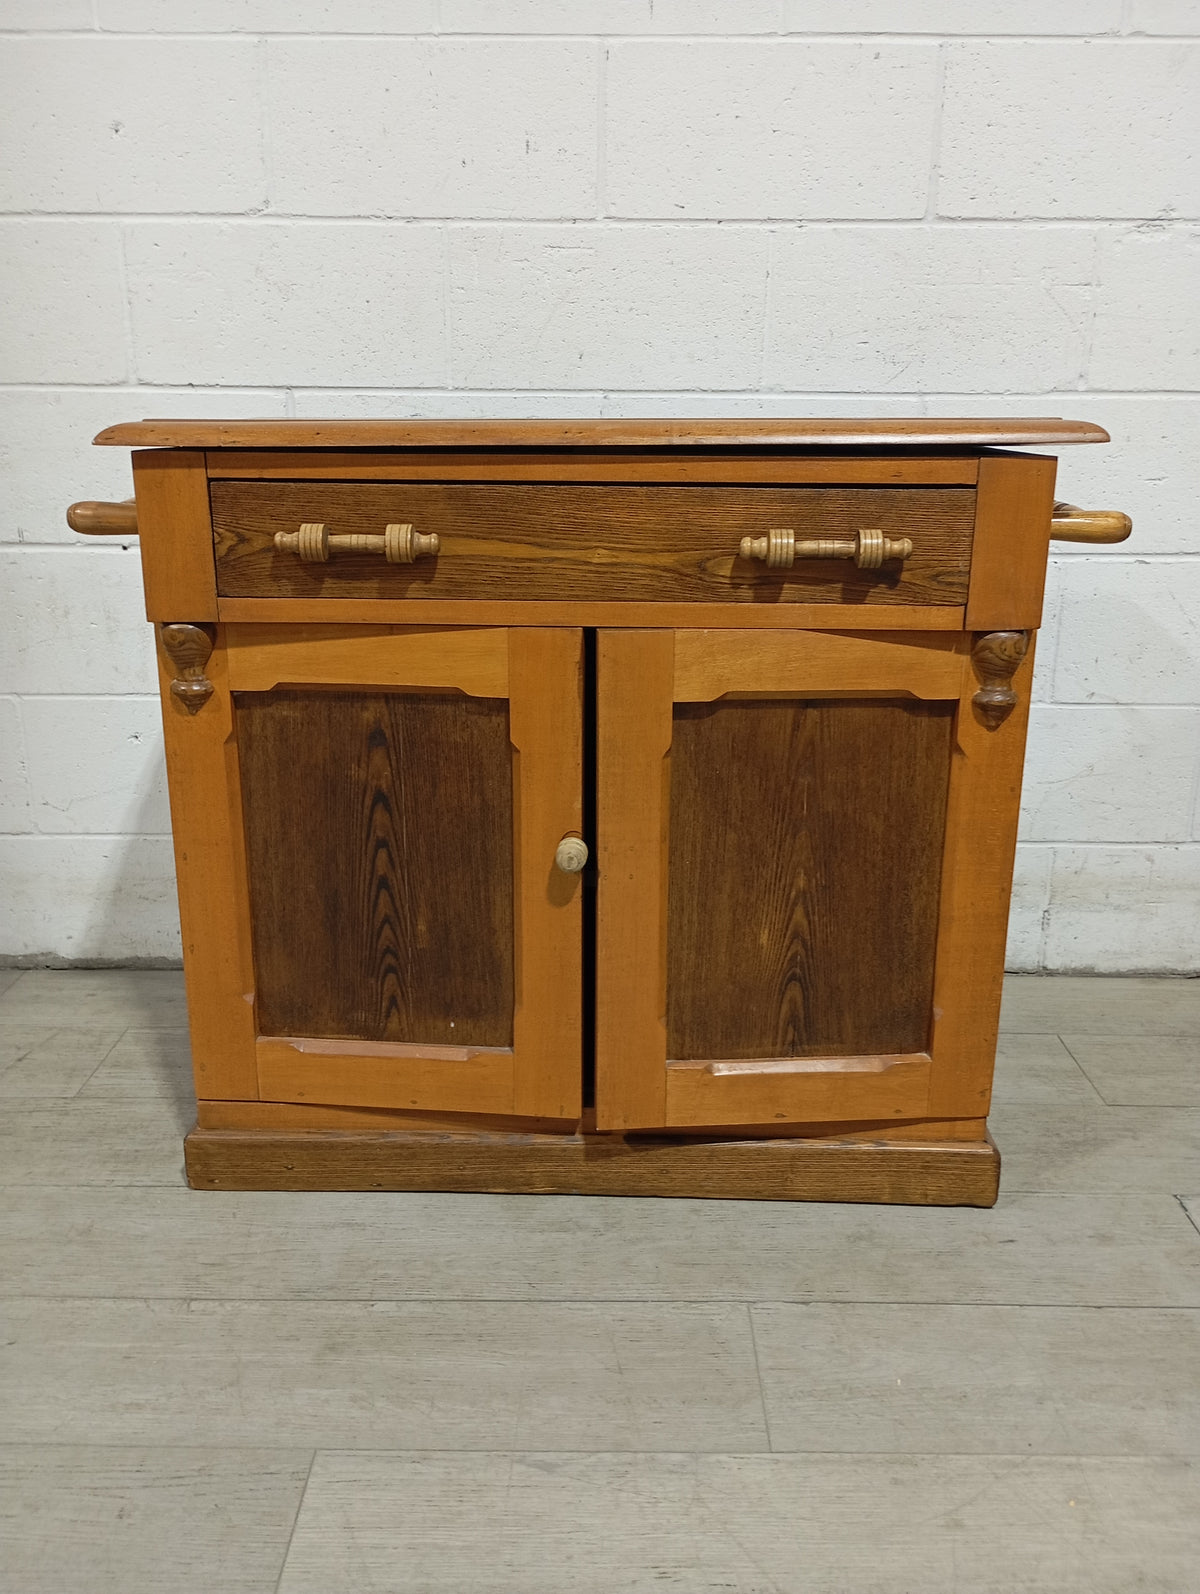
top-left (70, 417), bottom-right (1130, 1205)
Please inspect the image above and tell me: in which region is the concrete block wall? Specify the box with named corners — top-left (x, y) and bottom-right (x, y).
top-left (1, 1), bottom-right (1198, 970)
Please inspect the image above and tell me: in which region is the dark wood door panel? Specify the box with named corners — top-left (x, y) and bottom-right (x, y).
top-left (237, 688), bottom-right (514, 1045)
top-left (666, 697), bottom-right (954, 1061)
top-left (212, 481), bottom-right (974, 606)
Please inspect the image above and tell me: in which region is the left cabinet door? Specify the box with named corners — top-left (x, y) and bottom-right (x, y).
top-left (158, 624), bottom-right (584, 1123)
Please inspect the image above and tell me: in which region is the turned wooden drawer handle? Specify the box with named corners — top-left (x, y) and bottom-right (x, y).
top-left (1050, 502), bottom-right (1132, 544)
top-left (738, 527), bottom-right (913, 570)
top-left (554, 833), bottom-right (589, 873)
top-left (66, 499), bottom-right (139, 535)
top-left (274, 522), bottom-right (440, 564)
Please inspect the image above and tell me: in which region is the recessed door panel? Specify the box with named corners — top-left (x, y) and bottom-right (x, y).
top-left (667, 697), bottom-right (953, 1062)
top-left (238, 688), bottom-right (515, 1046)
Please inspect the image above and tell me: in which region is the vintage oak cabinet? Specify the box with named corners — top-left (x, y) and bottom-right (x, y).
top-left (69, 418), bottom-right (1130, 1205)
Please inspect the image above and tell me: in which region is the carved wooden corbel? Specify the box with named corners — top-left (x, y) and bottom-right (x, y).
top-left (160, 623), bottom-right (216, 713)
top-left (972, 630), bottom-right (1029, 729)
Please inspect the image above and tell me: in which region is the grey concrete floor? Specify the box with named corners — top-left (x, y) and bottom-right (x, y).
top-left (0, 969), bottom-right (1198, 1592)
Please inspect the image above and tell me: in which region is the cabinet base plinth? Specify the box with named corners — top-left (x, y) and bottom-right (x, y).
top-left (184, 1127), bottom-right (1000, 1206)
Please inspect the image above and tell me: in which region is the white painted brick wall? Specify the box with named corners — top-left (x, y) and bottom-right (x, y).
top-left (1, 3), bottom-right (1197, 971)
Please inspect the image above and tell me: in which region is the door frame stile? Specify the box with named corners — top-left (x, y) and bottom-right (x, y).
top-left (926, 637), bottom-right (1037, 1117)
top-left (595, 629), bottom-right (675, 1131)
top-left (509, 628), bottom-right (585, 1120)
top-left (157, 631), bottom-right (260, 1100)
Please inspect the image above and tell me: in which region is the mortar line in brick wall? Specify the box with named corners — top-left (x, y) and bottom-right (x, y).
top-left (923, 40), bottom-right (947, 223)
top-left (115, 227), bottom-right (137, 386)
top-left (1016, 841), bottom-right (1200, 850)
top-left (10, 31), bottom-right (1196, 41)
top-left (4, 383), bottom-right (1200, 402)
top-left (1040, 700), bottom-right (1200, 709)
top-left (439, 226), bottom-right (451, 388)
top-left (1187, 733), bottom-right (1200, 841)
top-left (5, 213), bottom-right (1198, 227)
top-left (0, 832), bottom-right (176, 839)
top-left (1078, 227), bottom-right (1104, 391)
top-left (757, 229), bottom-right (773, 389)
top-left (595, 38), bottom-right (607, 221)
top-left (1049, 553), bottom-right (1200, 562)
top-left (255, 33), bottom-right (272, 222)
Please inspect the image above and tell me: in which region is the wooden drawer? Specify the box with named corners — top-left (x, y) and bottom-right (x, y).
top-left (212, 481), bottom-right (975, 606)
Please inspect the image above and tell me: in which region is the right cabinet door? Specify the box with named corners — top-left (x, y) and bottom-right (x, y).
top-left (595, 627), bottom-right (1033, 1132)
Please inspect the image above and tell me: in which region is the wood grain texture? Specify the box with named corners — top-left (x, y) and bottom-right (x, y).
top-left (255, 1036), bottom-right (516, 1116)
top-left (507, 629), bottom-right (585, 1119)
top-left (268, 1452), bottom-right (1199, 1592)
top-left (155, 635), bottom-right (259, 1100)
top-left (195, 1098), bottom-right (578, 1133)
top-left (159, 622), bottom-right (215, 712)
top-left (1050, 501), bottom-right (1133, 545)
top-left (594, 630), bottom-right (675, 1132)
top-left (971, 630), bottom-right (1030, 728)
top-left (192, 1097), bottom-right (982, 1140)
top-left (237, 688), bottom-right (515, 1046)
top-left (93, 415), bottom-right (1109, 448)
top-left (926, 638), bottom-right (1037, 1118)
top-left (966, 453), bottom-right (1058, 630)
top-left (673, 627), bottom-right (966, 702)
top-left (666, 697), bottom-right (954, 1062)
top-left (664, 1054), bottom-right (933, 1129)
top-left (183, 1125), bottom-right (1001, 1205)
top-left (66, 497), bottom-right (138, 535)
top-left (0, 1446), bottom-right (311, 1594)
top-left (217, 596), bottom-right (965, 631)
top-left (205, 450), bottom-right (980, 485)
top-left (224, 622), bottom-right (509, 697)
top-left (130, 449), bottom-right (217, 621)
top-left (212, 482), bottom-right (974, 606)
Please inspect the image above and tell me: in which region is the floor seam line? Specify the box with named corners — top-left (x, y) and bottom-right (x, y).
top-left (745, 1302), bottom-right (774, 1453)
top-left (273, 1448), bottom-right (316, 1594)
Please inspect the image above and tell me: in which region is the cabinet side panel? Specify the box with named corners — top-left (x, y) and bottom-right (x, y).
top-left (667, 698), bottom-right (953, 1060)
top-left (132, 450), bottom-right (218, 621)
top-left (236, 689), bottom-right (514, 1045)
top-left (965, 453), bottom-right (1057, 630)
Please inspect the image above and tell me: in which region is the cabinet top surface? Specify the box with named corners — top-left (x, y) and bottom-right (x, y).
top-left (95, 416), bottom-right (1109, 450)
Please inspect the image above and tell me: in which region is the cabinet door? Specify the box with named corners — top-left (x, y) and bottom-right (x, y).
top-left (160, 624), bottom-right (583, 1121)
top-left (595, 628), bottom-right (1031, 1132)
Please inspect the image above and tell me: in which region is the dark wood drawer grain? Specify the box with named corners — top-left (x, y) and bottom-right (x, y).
top-left (212, 481), bottom-right (975, 606)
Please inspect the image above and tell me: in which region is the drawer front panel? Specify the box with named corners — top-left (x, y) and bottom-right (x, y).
top-left (213, 482), bottom-right (975, 606)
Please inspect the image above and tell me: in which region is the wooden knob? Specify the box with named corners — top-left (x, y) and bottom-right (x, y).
top-left (1050, 503), bottom-right (1132, 544)
top-left (554, 834), bottom-right (589, 873)
top-left (274, 522), bottom-right (330, 562)
top-left (852, 528), bottom-right (913, 569)
top-left (66, 499), bottom-right (138, 536)
top-left (384, 523), bottom-right (440, 564)
top-left (739, 528), bottom-right (795, 568)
